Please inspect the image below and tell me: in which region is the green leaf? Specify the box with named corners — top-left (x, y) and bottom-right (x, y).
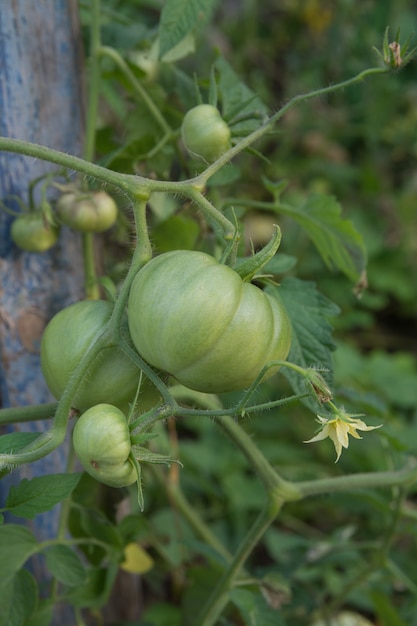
top-left (68, 505), bottom-right (124, 567)
top-left (44, 544), bottom-right (87, 587)
top-left (78, 508), bottom-right (124, 551)
top-left (0, 432), bottom-right (39, 454)
top-left (215, 56), bottom-right (268, 132)
top-left (140, 602), bottom-right (183, 626)
top-left (24, 601), bottom-right (54, 626)
top-left (0, 569), bottom-right (38, 626)
top-left (279, 194), bottom-right (366, 281)
top-left (159, 0), bottom-right (218, 59)
top-left (152, 215), bottom-right (200, 253)
top-left (66, 564), bottom-right (119, 609)
top-left (268, 278), bottom-right (339, 412)
top-left (0, 525), bottom-right (38, 588)
top-left (230, 588), bottom-right (286, 626)
top-left (263, 253), bottom-right (297, 275)
top-left (5, 473), bottom-right (81, 519)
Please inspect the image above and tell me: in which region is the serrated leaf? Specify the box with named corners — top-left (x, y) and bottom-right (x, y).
top-left (268, 278), bottom-right (339, 412)
top-left (159, 0), bottom-right (217, 59)
top-left (216, 56), bottom-right (268, 131)
top-left (44, 544), bottom-right (87, 587)
top-left (230, 588), bottom-right (286, 626)
top-left (279, 194), bottom-right (366, 281)
top-left (0, 525), bottom-right (38, 587)
top-left (5, 473), bottom-right (81, 519)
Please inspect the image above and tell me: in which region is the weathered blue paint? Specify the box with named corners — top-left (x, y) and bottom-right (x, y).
top-left (0, 0), bottom-right (86, 616)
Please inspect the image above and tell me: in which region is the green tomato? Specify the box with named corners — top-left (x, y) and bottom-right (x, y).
top-left (11, 213), bottom-right (59, 252)
top-left (56, 190), bottom-right (118, 233)
top-left (40, 299), bottom-right (155, 412)
top-left (181, 104), bottom-right (231, 163)
top-left (127, 250), bottom-right (291, 394)
top-left (73, 404), bottom-right (137, 487)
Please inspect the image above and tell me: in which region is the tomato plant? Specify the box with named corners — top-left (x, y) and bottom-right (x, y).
top-left (72, 403), bottom-right (137, 487)
top-left (128, 250), bottom-right (291, 393)
top-left (56, 190), bottom-right (118, 233)
top-left (181, 104), bottom-right (231, 162)
top-left (40, 299), bottom-right (151, 411)
top-left (1, 2), bottom-right (416, 626)
top-left (11, 212), bottom-right (59, 252)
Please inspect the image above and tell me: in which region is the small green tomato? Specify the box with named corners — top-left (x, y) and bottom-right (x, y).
top-left (181, 104), bottom-right (231, 163)
top-left (73, 403), bottom-right (137, 488)
top-left (11, 213), bottom-right (59, 252)
top-left (56, 190), bottom-right (118, 233)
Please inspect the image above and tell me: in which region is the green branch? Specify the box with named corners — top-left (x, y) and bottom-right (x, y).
top-left (297, 460), bottom-right (417, 496)
top-left (195, 66), bottom-right (388, 186)
top-left (99, 46), bottom-right (171, 135)
top-left (0, 403), bottom-right (58, 425)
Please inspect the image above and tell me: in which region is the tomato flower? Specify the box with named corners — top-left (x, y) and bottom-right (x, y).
top-left (304, 406), bottom-right (382, 462)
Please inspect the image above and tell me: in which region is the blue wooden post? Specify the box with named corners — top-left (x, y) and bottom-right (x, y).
top-left (0, 0), bottom-right (85, 614)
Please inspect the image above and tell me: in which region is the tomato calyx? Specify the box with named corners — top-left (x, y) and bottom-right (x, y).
top-left (234, 224), bottom-right (282, 281)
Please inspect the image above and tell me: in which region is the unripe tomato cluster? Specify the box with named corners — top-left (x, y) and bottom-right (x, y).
top-left (181, 104), bottom-right (231, 163)
top-left (41, 247), bottom-right (291, 487)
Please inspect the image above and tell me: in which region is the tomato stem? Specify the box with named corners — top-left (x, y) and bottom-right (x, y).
top-left (197, 501), bottom-right (284, 626)
top-left (0, 402), bottom-right (58, 425)
top-left (82, 232), bottom-right (100, 299)
top-left (99, 46), bottom-right (171, 136)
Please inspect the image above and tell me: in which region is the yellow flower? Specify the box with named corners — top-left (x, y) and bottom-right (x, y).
top-left (304, 408), bottom-right (382, 462)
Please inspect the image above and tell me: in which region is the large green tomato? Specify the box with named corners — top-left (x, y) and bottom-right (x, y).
top-left (73, 404), bottom-right (137, 488)
top-left (127, 251), bottom-right (291, 394)
top-left (40, 300), bottom-right (156, 412)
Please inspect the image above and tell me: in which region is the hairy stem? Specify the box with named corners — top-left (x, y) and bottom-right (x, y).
top-left (150, 465), bottom-right (233, 564)
top-left (216, 413), bottom-right (301, 498)
top-left (297, 460), bottom-right (417, 496)
top-left (0, 403), bottom-right (58, 425)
